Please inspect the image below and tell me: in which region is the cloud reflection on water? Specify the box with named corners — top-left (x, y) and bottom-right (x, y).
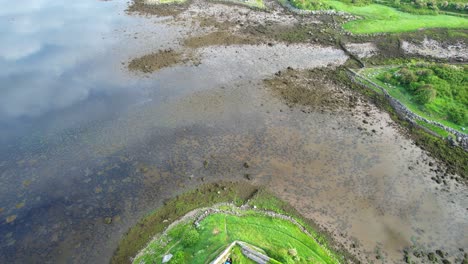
top-left (0, 0), bottom-right (132, 119)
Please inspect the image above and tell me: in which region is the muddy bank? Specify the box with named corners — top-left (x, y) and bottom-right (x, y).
top-left (264, 67), bottom-right (355, 112)
top-left (128, 42), bottom-right (347, 74)
top-left (127, 0), bottom-right (189, 17)
top-left (183, 31), bottom-right (260, 48)
top-left (128, 49), bottom-right (195, 73)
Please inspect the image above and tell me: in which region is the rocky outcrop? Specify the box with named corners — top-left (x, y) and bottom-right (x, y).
top-left (401, 38), bottom-right (467, 62)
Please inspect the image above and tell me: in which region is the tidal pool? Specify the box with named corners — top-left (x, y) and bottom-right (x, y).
top-left (0, 0), bottom-right (466, 263)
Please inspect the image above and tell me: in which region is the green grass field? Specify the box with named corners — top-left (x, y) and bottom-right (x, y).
top-left (290, 0), bottom-right (468, 33)
top-left (335, 2), bottom-right (468, 33)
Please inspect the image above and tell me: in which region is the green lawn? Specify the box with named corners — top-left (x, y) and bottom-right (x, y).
top-left (290, 0), bottom-right (468, 33)
top-left (133, 207), bottom-right (339, 264)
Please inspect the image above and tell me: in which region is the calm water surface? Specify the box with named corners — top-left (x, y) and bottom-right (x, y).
top-left (1, 1), bottom-right (467, 263)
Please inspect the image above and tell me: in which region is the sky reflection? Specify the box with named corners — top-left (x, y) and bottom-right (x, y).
top-left (0, 0), bottom-right (133, 119)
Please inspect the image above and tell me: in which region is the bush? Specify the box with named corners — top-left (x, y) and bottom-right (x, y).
top-left (170, 251), bottom-right (185, 264)
top-left (408, 81), bottom-right (425, 92)
top-left (182, 228), bottom-right (200, 247)
top-left (414, 84), bottom-right (437, 104)
top-left (447, 106), bottom-right (467, 125)
top-left (382, 72), bottom-right (393, 82)
top-left (398, 68), bottom-right (418, 84)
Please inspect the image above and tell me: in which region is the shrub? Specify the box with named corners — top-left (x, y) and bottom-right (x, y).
top-left (447, 106), bottom-right (467, 126)
top-left (382, 72), bottom-right (393, 82)
top-left (414, 84), bottom-right (437, 104)
top-left (182, 228), bottom-right (200, 247)
top-left (170, 251), bottom-right (185, 264)
top-left (398, 68), bottom-right (418, 84)
top-left (408, 81), bottom-right (424, 92)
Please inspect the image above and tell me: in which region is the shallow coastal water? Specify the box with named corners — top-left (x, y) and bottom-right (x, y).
top-left (0, 0), bottom-right (467, 263)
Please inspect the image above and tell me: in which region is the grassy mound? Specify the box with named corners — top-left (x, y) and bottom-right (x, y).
top-left (112, 183), bottom-right (351, 264)
top-left (133, 203), bottom-right (341, 264)
top-left (111, 182), bottom-right (259, 264)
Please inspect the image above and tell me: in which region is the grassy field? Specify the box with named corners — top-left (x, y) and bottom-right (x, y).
top-left (360, 63), bottom-right (467, 134)
top-left (133, 207), bottom-right (339, 263)
top-left (289, 0), bottom-right (468, 33)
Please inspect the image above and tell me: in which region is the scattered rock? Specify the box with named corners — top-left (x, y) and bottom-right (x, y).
top-left (162, 254), bottom-right (173, 263)
top-left (288, 248), bottom-right (298, 256)
top-left (104, 217), bottom-right (112, 224)
top-left (436, 250), bottom-right (444, 258)
top-left (6, 215), bottom-right (17, 224)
